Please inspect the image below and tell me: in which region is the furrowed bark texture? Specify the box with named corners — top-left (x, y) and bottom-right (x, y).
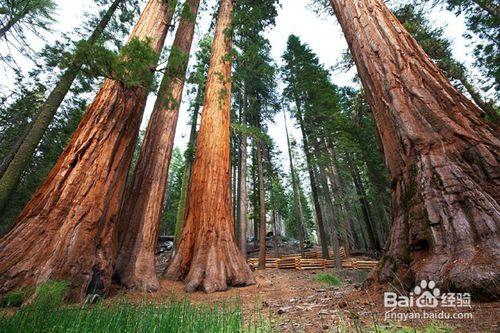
top-left (0, 0), bottom-right (125, 214)
top-left (164, 0), bottom-right (255, 293)
top-left (0, 0), bottom-right (172, 302)
top-left (330, 0), bottom-right (500, 298)
top-left (115, 0), bottom-right (200, 292)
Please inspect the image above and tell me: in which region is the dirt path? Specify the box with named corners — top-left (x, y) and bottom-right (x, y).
top-left (113, 268), bottom-right (499, 332)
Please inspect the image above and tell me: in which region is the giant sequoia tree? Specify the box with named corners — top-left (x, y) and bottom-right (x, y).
top-left (115, 0), bottom-right (200, 292)
top-left (329, 0), bottom-right (499, 298)
top-left (164, 0), bottom-right (255, 292)
top-left (0, 0), bottom-right (127, 215)
top-left (0, 0), bottom-right (173, 301)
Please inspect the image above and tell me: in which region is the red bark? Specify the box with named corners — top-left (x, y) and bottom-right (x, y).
top-left (115, 0), bottom-right (200, 292)
top-left (163, 0), bottom-right (255, 293)
top-left (0, 0), bottom-right (172, 301)
top-left (330, 0), bottom-right (500, 298)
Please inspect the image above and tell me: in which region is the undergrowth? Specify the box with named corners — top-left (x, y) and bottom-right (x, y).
top-left (315, 273), bottom-right (342, 286)
top-left (0, 281), bottom-right (272, 333)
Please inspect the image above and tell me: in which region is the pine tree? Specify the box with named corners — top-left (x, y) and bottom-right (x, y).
top-left (0, 0), bottom-right (130, 215)
top-left (0, 0), bottom-right (55, 61)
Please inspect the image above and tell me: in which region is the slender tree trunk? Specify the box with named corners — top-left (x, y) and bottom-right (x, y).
top-left (283, 111), bottom-right (305, 254)
top-left (175, 90), bottom-right (202, 250)
top-left (457, 76), bottom-right (499, 123)
top-left (164, 0), bottom-right (255, 292)
top-left (0, 3), bottom-right (31, 39)
top-left (238, 110), bottom-right (248, 255)
top-left (0, 19), bottom-right (18, 40)
top-left (0, 0), bottom-right (172, 302)
top-left (257, 143), bottom-right (267, 269)
top-left (345, 153), bottom-right (381, 252)
top-left (271, 210), bottom-right (280, 257)
top-left (330, 0), bottom-right (500, 298)
top-left (311, 138), bottom-right (342, 269)
top-left (473, 0), bottom-right (500, 17)
top-left (114, 0), bottom-right (199, 292)
top-left (0, 0), bottom-right (125, 214)
top-left (297, 114), bottom-right (329, 258)
top-left (252, 147), bottom-right (259, 245)
top-left (235, 111), bottom-right (242, 243)
top-left (324, 149), bottom-right (353, 256)
top-left (327, 144), bottom-right (363, 252)
top-left (0, 124), bottom-right (31, 178)
top-left (231, 140), bottom-right (237, 223)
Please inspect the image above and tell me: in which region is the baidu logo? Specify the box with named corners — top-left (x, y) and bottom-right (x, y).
top-left (384, 279), bottom-right (470, 309)
top-left (414, 280), bottom-right (440, 308)
top-left (384, 280), bottom-right (473, 321)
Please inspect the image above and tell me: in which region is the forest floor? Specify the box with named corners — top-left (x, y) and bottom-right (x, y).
top-left (112, 255), bottom-right (499, 332)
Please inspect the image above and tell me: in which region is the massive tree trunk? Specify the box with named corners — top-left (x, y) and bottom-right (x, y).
top-left (0, 0), bottom-right (125, 215)
top-left (257, 143), bottom-right (267, 269)
top-left (0, 0), bottom-right (172, 302)
top-left (283, 111), bottom-right (305, 254)
top-left (115, 0), bottom-right (200, 292)
top-left (164, 0), bottom-right (255, 292)
top-left (330, 0), bottom-right (500, 298)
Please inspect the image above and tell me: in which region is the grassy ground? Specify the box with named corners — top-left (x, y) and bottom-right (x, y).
top-left (315, 273), bottom-right (342, 286)
top-left (0, 278), bottom-right (483, 332)
top-left (0, 282), bottom-right (272, 333)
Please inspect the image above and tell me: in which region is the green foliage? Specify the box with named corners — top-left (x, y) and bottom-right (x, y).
top-left (1, 289), bottom-right (29, 308)
top-left (282, 35), bottom-right (391, 250)
top-left (75, 37), bottom-right (159, 90)
top-left (0, 295), bottom-right (273, 333)
top-left (32, 280), bottom-right (69, 308)
top-left (370, 321), bottom-right (453, 333)
top-left (161, 147), bottom-right (185, 235)
top-left (0, 0), bottom-right (56, 61)
top-left (394, 4), bottom-right (498, 119)
top-left (315, 273), bottom-right (342, 286)
top-left (0, 87), bottom-right (85, 232)
top-left (431, 0), bottom-right (499, 94)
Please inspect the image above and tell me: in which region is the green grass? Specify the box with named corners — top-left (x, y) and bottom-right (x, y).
top-left (1, 290), bottom-right (27, 308)
top-left (368, 321), bottom-right (453, 332)
top-left (0, 282), bottom-right (272, 333)
top-left (315, 273), bottom-right (342, 286)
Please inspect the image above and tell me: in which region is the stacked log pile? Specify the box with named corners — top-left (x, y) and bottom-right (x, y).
top-left (248, 247), bottom-right (378, 271)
